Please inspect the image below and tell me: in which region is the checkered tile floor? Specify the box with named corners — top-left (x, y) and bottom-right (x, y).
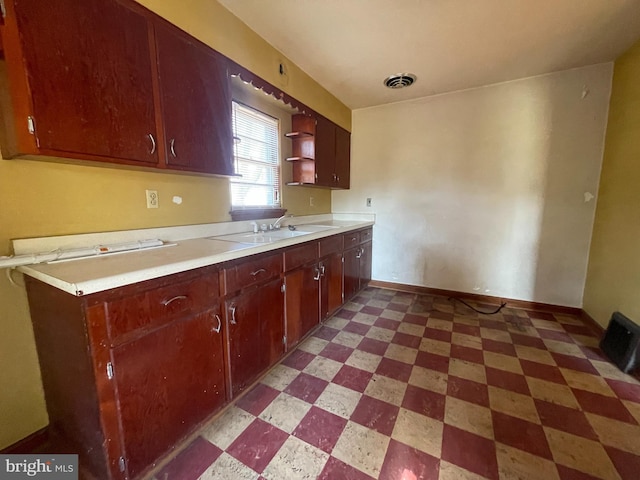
top-left (153, 287), bottom-right (640, 480)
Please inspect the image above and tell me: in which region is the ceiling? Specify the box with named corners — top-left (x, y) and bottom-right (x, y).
top-left (218, 0), bottom-right (640, 109)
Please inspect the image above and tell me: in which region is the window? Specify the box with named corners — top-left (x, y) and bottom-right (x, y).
top-left (230, 101), bottom-right (280, 209)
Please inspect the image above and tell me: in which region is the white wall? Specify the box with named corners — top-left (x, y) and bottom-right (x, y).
top-left (333, 64), bottom-right (613, 307)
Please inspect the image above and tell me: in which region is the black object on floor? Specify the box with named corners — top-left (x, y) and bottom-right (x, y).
top-left (600, 311), bottom-right (640, 373)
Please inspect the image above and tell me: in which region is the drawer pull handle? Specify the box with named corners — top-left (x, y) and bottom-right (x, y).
top-left (320, 264), bottom-right (326, 276)
top-left (230, 304), bottom-right (237, 325)
top-left (170, 138), bottom-right (177, 157)
top-left (356, 248), bottom-right (362, 259)
top-left (212, 313), bottom-right (222, 333)
top-left (313, 268), bottom-right (321, 281)
top-left (162, 295), bottom-right (188, 306)
top-left (250, 268), bottom-right (266, 277)
top-left (148, 133), bottom-right (156, 154)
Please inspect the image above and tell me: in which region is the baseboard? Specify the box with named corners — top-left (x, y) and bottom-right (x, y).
top-left (0, 426), bottom-right (49, 454)
top-left (579, 309), bottom-right (605, 336)
top-left (368, 280), bottom-right (582, 316)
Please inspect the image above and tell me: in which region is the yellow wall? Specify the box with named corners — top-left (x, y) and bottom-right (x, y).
top-left (0, 0), bottom-right (349, 448)
top-left (583, 39), bottom-right (640, 327)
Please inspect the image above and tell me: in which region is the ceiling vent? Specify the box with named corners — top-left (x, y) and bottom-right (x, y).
top-left (383, 73), bottom-right (417, 89)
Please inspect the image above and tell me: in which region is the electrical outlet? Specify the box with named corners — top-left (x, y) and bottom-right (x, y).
top-left (366, 198), bottom-right (372, 207)
top-left (309, 196), bottom-right (314, 207)
top-left (146, 190), bottom-right (158, 209)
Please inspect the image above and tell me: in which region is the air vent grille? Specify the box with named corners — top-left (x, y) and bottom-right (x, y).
top-left (384, 73), bottom-right (417, 89)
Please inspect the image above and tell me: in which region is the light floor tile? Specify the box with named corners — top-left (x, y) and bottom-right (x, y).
top-left (397, 322), bottom-right (425, 337)
top-left (364, 374), bottom-right (408, 406)
top-left (483, 351), bottom-right (523, 374)
top-left (623, 400), bottom-right (640, 425)
top-left (384, 344), bottom-right (419, 364)
top-left (380, 309), bottom-right (405, 321)
top-left (544, 427), bottom-right (621, 480)
top-left (261, 436), bottom-right (329, 480)
top-left (259, 393), bottom-right (312, 434)
top-left (496, 442), bottom-right (560, 480)
top-left (352, 312), bottom-right (379, 325)
top-left (427, 318), bottom-right (454, 331)
top-left (543, 340), bottom-right (585, 358)
top-left (525, 377), bottom-right (580, 409)
top-left (438, 461), bottom-right (488, 480)
top-left (444, 397), bottom-right (494, 439)
top-left (452, 332), bottom-right (482, 350)
top-left (479, 328), bottom-right (512, 343)
top-left (332, 330), bottom-right (365, 348)
top-left (560, 369), bottom-right (616, 397)
top-left (488, 386), bottom-right (540, 424)
top-left (261, 365), bottom-right (302, 391)
top-left (324, 317), bottom-right (349, 330)
top-left (365, 326), bottom-right (396, 342)
top-left (199, 452), bottom-right (259, 480)
top-left (586, 412), bottom-right (640, 455)
top-left (420, 338), bottom-right (452, 357)
top-left (332, 421), bottom-right (390, 478)
top-left (297, 337), bottom-right (330, 355)
top-left (202, 406), bottom-right (255, 450)
top-left (314, 383), bottom-right (362, 419)
top-left (392, 407), bottom-right (444, 458)
top-left (345, 349), bottom-right (383, 373)
top-left (448, 358), bottom-right (487, 384)
top-left (302, 356), bottom-right (343, 382)
top-left (531, 319), bottom-right (565, 332)
top-left (515, 345), bottom-right (556, 366)
top-left (409, 365), bottom-right (448, 395)
top-left (591, 360), bottom-right (640, 383)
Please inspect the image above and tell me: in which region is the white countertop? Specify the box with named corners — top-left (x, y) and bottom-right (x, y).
top-left (17, 216), bottom-right (374, 296)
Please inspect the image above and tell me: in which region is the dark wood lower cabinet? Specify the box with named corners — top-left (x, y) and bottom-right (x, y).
top-left (226, 278), bottom-right (284, 397)
top-left (23, 228), bottom-right (372, 479)
top-left (112, 308), bottom-right (225, 478)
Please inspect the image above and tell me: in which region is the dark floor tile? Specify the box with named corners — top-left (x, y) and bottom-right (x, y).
top-left (331, 365), bottom-right (373, 393)
top-left (343, 321), bottom-right (371, 336)
top-left (486, 367), bottom-right (530, 395)
top-left (391, 332), bottom-right (421, 349)
top-left (157, 436), bottom-right (222, 480)
top-left (236, 383), bottom-right (281, 416)
top-left (556, 464), bottom-right (603, 480)
top-left (386, 302), bottom-right (409, 313)
top-left (606, 379), bottom-right (640, 404)
top-left (319, 342), bottom-right (354, 363)
top-left (415, 351), bottom-right (450, 374)
top-left (573, 389), bottom-right (638, 424)
top-left (551, 353), bottom-right (599, 375)
top-left (293, 406), bottom-right (348, 454)
top-left (482, 338), bottom-right (517, 357)
top-left (605, 446), bottom-right (640, 480)
top-left (374, 317), bottom-right (401, 331)
top-left (281, 349), bottom-right (316, 371)
top-left (350, 395), bottom-right (399, 436)
top-left (226, 419), bottom-right (288, 474)
top-left (430, 311), bottom-right (454, 321)
top-left (335, 308), bottom-right (358, 320)
top-left (441, 424), bottom-right (498, 479)
top-left (376, 357), bottom-right (413, 382)
top-left (510, 333), bottom-right (546, 349)
top-left (379, 439), bottom-right (440, 480)
top-left (492, 411), bottom-right (552, 460)
top-left (450, 344), bottom-right (484, 364)
top-left (538, 329), bottom-right (576, 344)
top-left (527, 311), bottom-right (556, 321)
top-left (284, 372), bottom-right (329, 404)
top-left (360, 305), bottom-right (384, 316)
top-left (424, 327), bottom-right (452, 343)
top-left (520, 359), bottom-right (567, 385)
top-left (446, 376), bottom-right (490, 408)
top-left (479, 318), bottom-right (509, 331)
top-left (313, 326), bottom-right (341, 341)
top-left (453, 323), bottom-right (481, 337)
top-left (357, 337), bottom-right (389, 356)
top-left (534, 399), bottom-right (598, 440)
top-left (401, 384), bottom-right (446, 421)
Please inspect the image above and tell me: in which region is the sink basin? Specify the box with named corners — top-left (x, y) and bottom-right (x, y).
top-left (292, 224), bottom-right (339, 233)
top-left (211, 229), bottom-right (308, 244)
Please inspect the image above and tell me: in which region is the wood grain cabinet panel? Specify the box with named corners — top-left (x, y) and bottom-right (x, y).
top-left (4, 0), bottom-right (159, 164)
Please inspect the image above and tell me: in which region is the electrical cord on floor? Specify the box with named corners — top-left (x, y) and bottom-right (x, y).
top-left (448, 297), bottom-right (507, 315)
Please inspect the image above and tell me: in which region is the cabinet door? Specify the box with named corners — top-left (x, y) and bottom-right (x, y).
top-left (335, 126), bottom-right (351, 189)
top-left (360, 242), bottom-right (373, 288)
top-left (226, 286), bottom-right (267, 397)
top-left (155, 22), bottom-right (234, 175)
top-left (314, 116), bottom-right (336, 186)
top-left (226, 278), bottom-right (284, 397)
top-left (320, 253), bottom-right (343, 320)
top-left (343, 246), bottom-right (360, 302)
top-left (112, 308), bottom-right (225, 478)
top-left (11, 0), bottom-right (158, 163)
top-left (285, 265), bottom-right (320, 349)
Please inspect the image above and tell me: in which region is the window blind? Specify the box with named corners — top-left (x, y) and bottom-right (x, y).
top-left (231, 101), bottom-right (281, 208)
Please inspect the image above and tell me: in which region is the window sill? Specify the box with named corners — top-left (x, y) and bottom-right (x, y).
top-left (230, 208), bottom-right (287, 222)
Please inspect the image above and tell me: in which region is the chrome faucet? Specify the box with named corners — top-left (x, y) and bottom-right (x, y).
top-left (270, 214), bottom-right (293, 230)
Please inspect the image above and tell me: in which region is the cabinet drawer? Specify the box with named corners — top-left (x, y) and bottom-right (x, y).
top-left (360, 228), bottom-right (373, 244)
top-left (319, 235), bottom-right (343, 257)
top-left (343, 231), bottom-right (360, 249)
top-left (105, 273), bottom-right (219, 343)
top-left (224, 252), bottom-right (283, 293)
top-left (284, 242), bottom-right (318, 272)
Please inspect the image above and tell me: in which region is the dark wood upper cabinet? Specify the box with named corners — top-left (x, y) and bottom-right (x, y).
top-left (5, 0), bottom-right (158, 164)
top-left (155, 23), bottom-right (234, 175)
top-left (286, 113), bottom-right (350, 189)
top-left (1, 0), bottom-right (235, 175)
